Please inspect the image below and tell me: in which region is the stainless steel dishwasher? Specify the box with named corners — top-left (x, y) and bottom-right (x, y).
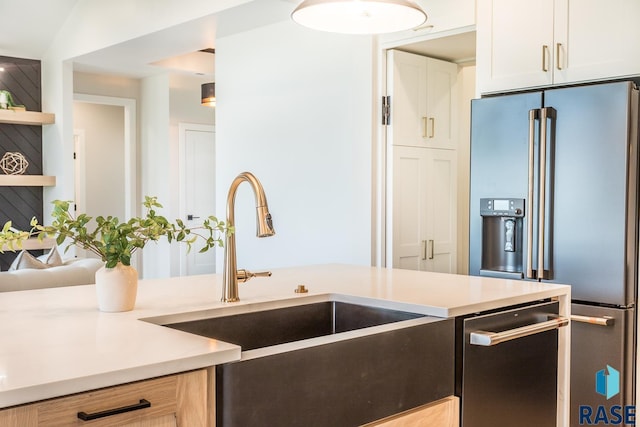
top-left (457, 300), bottom-right (567, 427)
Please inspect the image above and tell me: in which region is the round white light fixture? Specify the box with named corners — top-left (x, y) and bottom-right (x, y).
top-left (291, 0), bottom-right (427, 34)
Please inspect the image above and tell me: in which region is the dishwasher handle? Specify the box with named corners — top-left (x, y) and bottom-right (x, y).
top-left (470, 316), bottom-right (569, 346)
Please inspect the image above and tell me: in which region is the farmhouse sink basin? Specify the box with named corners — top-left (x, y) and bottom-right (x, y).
top-left (144, 295), bottom-right (454, 427)
top-left (160, 299), bottom-right (424, 351)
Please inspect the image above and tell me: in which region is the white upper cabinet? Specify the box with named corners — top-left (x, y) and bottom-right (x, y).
top-left (554, 0), bottom-right (640, 84)
top-left (387, 50), bottom-right (458, 150)
top-left (477, 0), bottom-right (640, 94)
top-left (477, 0), bottom-right (555, 93)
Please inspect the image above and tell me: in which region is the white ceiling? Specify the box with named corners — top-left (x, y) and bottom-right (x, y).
top-left (399, 31), bottom-right (476, 64)
top-left (70, 13), bottom-right (222, 78)
top-left (0, 0), bottom-right (475, 79)
top-left (0, 0), bottom-right (81, 59)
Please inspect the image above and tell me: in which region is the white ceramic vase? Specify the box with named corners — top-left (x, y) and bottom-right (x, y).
top-left (95, 262), bottom-right (138, 312)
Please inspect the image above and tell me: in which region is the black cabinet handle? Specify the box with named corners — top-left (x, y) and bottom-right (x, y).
top-left (77, 398), bottom-right (151, 421)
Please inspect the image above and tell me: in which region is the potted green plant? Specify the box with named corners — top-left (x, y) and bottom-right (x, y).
top-left (0, 196), bottom-right (232, 312)
top-left (0, 90), bottom-right (25, 110)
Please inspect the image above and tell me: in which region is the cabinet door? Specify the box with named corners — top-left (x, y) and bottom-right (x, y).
top-left (387, 50), bottom-right (458, 149)
top-left (424, 148), bottom-right (457, 273)
top-left (388, 50), bottom-right (427, 148)
top-left (393, 146), bottom-right (427, 270)
top-left (121, 415), bottom-right (177, 427)
top-left (477, 0), bottom-right (555, 93)
top-left (0, 406), bottom-right (37, 427)
top-left (362, 396), bottom-right (459, 427)
top-left (392, 146), bottom-right (457, 274)
top-left (425, 58), bottom-right (458, 150)
top-left (553, 0), bottom-right (640, 84)
top-left (36, 370), bottom-right (207, 426)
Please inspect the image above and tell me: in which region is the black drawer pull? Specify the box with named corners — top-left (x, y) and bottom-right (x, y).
top-left (77, 398), bottom-right (151, 421)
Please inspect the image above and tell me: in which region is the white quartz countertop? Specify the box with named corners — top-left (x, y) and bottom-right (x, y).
top-left (0, 264), bottom-right (570, 409)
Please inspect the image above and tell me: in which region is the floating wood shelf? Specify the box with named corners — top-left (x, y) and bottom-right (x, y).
top-left (0, 175), bottom-right (56, 186)
top-left (0, 109), bottom-right (55, 125)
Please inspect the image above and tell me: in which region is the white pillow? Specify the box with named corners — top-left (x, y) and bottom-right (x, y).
top-left (9, 251), bottom-right (48, 270)
top-left (37, 247), bottom-right (63, 267)
top-left (9, 247), bottom-right (63, 271)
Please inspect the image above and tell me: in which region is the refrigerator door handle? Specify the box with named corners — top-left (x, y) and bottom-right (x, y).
top-left (526, 109), bottom-right (539, 279)
top-left (537, 107), bottom-right (556, 280)
top-left (571, 314), bottom-right (616, 326)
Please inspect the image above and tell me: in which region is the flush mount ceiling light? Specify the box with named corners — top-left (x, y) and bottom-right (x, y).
top-left (291, 0), bottom-right (427, 34)
top-left (201, 82), bottom-right (215, 107)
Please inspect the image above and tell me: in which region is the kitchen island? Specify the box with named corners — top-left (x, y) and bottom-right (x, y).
top-left (0, 264), bottom-right (570, 425)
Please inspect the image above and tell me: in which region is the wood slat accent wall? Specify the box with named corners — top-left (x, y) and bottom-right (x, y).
top-left (0, 56), bottom-right (44, 270)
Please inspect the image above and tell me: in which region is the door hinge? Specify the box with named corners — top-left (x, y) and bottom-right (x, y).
top-left (73, 152), bottom-right (76, 160)
top-left (382, 95), bottom-right (390, 125)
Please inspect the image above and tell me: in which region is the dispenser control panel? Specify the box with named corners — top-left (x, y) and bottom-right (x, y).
top-left (480, 198), bottom-right (525, 217)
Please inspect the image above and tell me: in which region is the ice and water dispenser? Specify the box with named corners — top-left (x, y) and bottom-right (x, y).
top-left (479, 198), bottom-right (525, 279)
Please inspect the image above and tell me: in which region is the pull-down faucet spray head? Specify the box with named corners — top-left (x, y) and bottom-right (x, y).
top-left (256, 206), bottom-right (275, 238)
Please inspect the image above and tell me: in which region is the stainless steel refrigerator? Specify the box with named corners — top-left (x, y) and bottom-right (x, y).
top-left (469, 81), bottom-right (639, 426)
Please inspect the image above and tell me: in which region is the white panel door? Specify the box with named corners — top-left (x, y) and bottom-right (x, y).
top-left (392, 146), bottom-right (457, 273)
top-left (180, 124), bottom-right (216, 276)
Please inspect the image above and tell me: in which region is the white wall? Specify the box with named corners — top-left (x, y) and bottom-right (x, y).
top-left (46, 0), bottom-right (250, 62)
top-left (168, 73), bottom-right (216, 276)
top-left (72, 71), bottom-right (212, 277)
top-left (456, 64), bottom-right (476, 275)
top-left (137, 73), bottom-right (216, 278)
top-left (140, 74), bottom-right (171, 278)
top-left (40, 0), bottom-right (380, 276)
top-left (74, 72), bottom-right (142, 211)
top-left (73, 102), bottom-right (125, 220)
top-left (40, 0), bottom-right (248, 273)
top-left (74, 72), bottom-right (141, 100)
top-left (215, 19), bottom-right (375, 270)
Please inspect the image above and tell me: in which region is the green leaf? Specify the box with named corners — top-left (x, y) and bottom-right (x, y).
top-left (0, 195), bottom-right (232, 264)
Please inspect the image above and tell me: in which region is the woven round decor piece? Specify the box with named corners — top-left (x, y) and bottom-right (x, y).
top-left (0, 152), bottom-right (29, 175)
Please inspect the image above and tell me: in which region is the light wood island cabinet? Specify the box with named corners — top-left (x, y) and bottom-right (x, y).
top-left (363, 396), bottom-right (459, 427)
top-left (0, 369), bottom-right (211, 427)
top-left (1, 367), bottom-right (457, 427)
